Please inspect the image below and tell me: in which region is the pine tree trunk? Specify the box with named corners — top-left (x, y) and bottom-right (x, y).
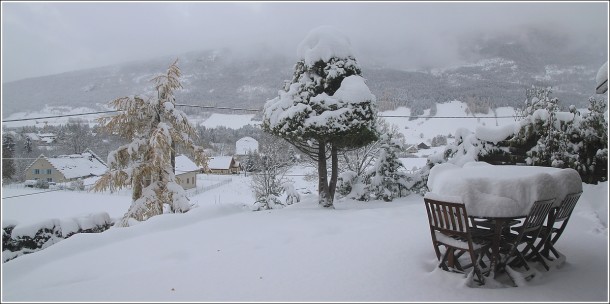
top-left (328, 145), bottom-right (338, 204)
top-left (317, 142), bottom-right (332, 208)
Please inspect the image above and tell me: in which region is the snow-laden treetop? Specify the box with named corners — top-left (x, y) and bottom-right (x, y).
top-left (264, 75), bottom-right (375, 133)
top-left (297, 26), bottom-right (354, 67)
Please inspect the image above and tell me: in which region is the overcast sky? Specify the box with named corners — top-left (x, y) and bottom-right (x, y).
top-left (1, 1), bottom-right (608, 83)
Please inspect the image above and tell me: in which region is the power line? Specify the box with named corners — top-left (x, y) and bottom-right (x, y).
top-left (2, 104), bottom-right (520, 123)
top-left (2, 183), bottom-right (98, 200)
top-left (2, 110), bottom-right (120, 123)
top-left (1, 188), bottom-right (64, 199)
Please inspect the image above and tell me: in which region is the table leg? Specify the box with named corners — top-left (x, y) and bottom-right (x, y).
top-left (491, 218), bottom-right (505, 278)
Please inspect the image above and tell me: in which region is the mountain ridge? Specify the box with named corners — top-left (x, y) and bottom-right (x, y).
top-left (2, 31), bottom-right (606, 118)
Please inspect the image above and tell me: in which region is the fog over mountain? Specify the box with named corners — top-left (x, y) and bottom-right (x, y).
top-left (2, 26), bottom-right (607, 118)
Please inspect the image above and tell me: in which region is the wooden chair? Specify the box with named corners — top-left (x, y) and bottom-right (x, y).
top-left (500, 198), bottom-right (556, 275)
top-left (424, 198), bottom-right (493, 285)
top-left (531, 192), bottom-right (583, 262)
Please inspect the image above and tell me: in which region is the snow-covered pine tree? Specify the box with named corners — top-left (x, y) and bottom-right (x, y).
top-left (2, 133), bottom-right (16, 181)
top-left (368, 132), bottom-right (406, 202)
top-left (262, 26), bottom-right (378, 208)
top-left (24, 136), bottom-right (33, 155)
top-left (93, 60), bottom-right (207, 227)
top-left (509, 86), bottom-right (562, 166)
top-left (574, 96), bottom-right (608, 183)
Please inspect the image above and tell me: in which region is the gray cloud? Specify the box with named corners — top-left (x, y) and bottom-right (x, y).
top-left (2, 1), bottom-right (607, 82)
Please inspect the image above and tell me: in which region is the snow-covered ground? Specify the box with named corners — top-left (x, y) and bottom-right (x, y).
top-left (198, 113), bottom-right (261, 129)
top-left (381, 101), bottom-right (519, 140)
top-left (2, 165), bottom-right (608, 302)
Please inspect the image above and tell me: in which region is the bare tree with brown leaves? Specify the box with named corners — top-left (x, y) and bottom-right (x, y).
top-left (93, 60), bottom-right (207, 227)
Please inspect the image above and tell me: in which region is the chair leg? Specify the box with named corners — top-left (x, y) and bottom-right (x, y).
top-left (469, 251), bottom-right (485, 285)
top-left (522, 237), bottom-right (551, 271)
top-left (439, 247), bottom-right (450, 271)
top-left (549, 244), bottom-right (563, 260)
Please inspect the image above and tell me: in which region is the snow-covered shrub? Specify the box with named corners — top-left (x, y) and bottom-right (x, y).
top-left (337, 171), bottom-right (358, 197)
top-left (2, 213), bottom-right (113, 262)
top-left (35, 179), bottom-right (49, 189)
top-left (337, 170), bottom-right (369, 201)
top-left (283, 183), bottom-right (301, 205)
top-left (69, 179), bottom-right (85, 191)
top-left (252, 195), bottom-right (284, 211)
top-left (250, 134), bottom-right (294, 211)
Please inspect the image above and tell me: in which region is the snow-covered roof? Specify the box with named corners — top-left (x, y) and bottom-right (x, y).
top-left (24, 133), bottom-right (40, 141)
top-left (297, 26), bottom-right (354, 67)
top-left (596, 61), bottom-right (608, 94)
top-left (40, 137), bottom-right (55, 144)
top-left (207, 156), bottom-right (234, 170)
top-left (175, 154), bottom-right (199, 174)
top-left (236, 137), bottom-right (259, 155)
top-left (43, 150), bottom-right (107, 180)
top-left (427, 162), bottom-right (582, 218)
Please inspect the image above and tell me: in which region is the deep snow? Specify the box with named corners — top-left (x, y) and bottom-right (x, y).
top-left (1, 165), bottom-right (608, 302)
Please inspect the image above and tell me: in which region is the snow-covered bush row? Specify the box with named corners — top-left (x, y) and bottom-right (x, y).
top-left (2, 212), bottom-right (112, 263)
top-left (432, 87), bottom-right (607, 184)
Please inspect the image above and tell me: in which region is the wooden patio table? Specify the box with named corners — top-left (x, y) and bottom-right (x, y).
top-left (426, 162), bottom-right (582, 278)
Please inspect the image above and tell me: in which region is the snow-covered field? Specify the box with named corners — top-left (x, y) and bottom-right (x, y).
top-left (2, 100), bottom-right (522, 139)
top-left (381, 101), bottom-right (519, 140)
top-left (2, 166), bottom-right (608, 302)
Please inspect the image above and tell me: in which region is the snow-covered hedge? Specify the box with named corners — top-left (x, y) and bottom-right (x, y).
top-left (437, 90), bottom-right (607, 184)
top-left (2, 213), bottom-right (113, 263)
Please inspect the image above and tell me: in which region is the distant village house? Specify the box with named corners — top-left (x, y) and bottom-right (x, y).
top-left (205, 156), bottom-right (240, 175)
top-left (174, 154), bottom-right (199, 190)
top-left (25, 149), bottom-right (107, 183)
top-left (417, 142), bottom-right (430, 150)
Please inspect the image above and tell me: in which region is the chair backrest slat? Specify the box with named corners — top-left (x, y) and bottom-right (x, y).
top-left (424, 198), bottom-right (469, 235)
top-left (555, 192), bottom-right (582, 222)
top-left (455, 206), bottom-right (464, 232)
top-left (522, 198), bottom-right (555, 233)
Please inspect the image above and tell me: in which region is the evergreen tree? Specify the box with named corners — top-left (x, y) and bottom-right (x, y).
top-left (24, 136), bottom-right (33, 155)
top-left (93, 60), bottom-right (207, 227)
top-left (574, 97), bottom-right (608, 183)
top-left (262, 26), bottom-right (378, 208)
top-left (2, 133), bottom-right (16, 181)
top-left (368, 132), bottom-right (406, 202)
